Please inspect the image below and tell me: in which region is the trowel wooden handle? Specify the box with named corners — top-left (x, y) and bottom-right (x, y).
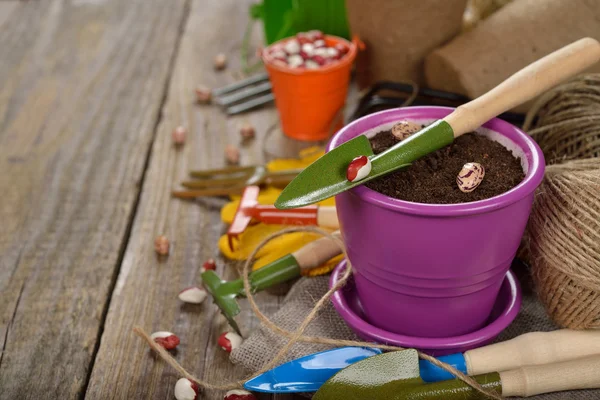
top-left (444, 37), bottom-right (600, 136)
top-left (500, 354), bottom-right (600, 397)
top-left (292, 231), bottom-right (343, 270)
top-left (466, 329), bottom-right (600, 375)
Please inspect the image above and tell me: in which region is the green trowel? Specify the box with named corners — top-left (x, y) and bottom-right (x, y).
top-left (275, 38), bottom-right (600, 209)
top-left (313, 350), bottom-right (600, 400)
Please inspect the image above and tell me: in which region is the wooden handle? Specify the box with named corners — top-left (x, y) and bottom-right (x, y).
top-left (292, 231), bottom-right (342, 270)
top-left (466, 329), bottom-right (600, 376)
top-left (316, 206), bottom-right (339, 229)
top-left (500, 354), bottom-right (600, 397)
top-left (443, 37), bottom-right (600, 136)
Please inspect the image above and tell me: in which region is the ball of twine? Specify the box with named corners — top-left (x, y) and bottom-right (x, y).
top-left (523, 73), bottom-right (600, 329)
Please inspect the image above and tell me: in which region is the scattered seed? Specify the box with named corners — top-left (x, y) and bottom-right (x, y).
top-left (201, 258), bottom-right (217, 273)
top-left (225, 145), bottom-right (240, 165)
top-left (224, 389), bottom-right (257, 400)
top-left (218, 332), bottom-right (243, 353)
top-left (240, 123), bottom-right (255, 140)
top-left (214, 53), bottom-right (227, 70)
top-left (391, 120), bottom-right (421, 140)
top-left (346, 155), bottom-right (372, 182)
top-left (457, 162), bottom-right (485, 193)
top-left (195, 85), bottom-right (212, 104)
top-left (154, 235), bottom-right (170, 256)
top-left (150, 331), bottom-right (180, 350)
top-left (172, 126), bottom-right (186, 145)
top-left (178, 287), bottom-right (207, 304)
top-left (174, 378), bottom-right (200, 400)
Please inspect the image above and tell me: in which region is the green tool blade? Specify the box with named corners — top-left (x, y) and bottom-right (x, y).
top-left (275, 121), bottom-right (455, 209)
top-left (275, 135), bottom-right (374, 209)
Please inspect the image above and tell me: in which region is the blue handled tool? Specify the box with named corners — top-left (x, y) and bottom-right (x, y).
top-left (244, 347), bottom-right (382, 393)
top-left (245, 330), bottom-right (600, 393)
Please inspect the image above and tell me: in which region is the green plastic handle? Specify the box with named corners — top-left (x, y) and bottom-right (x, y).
top-left (214, 254), bottom-right (301, 298)
top-left (368, 120), bottom-right (455, 179)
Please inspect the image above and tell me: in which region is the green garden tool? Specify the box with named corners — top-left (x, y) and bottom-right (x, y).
top-left (314, 350), bottom-right (600, 400)
top-left (202, 231), bottom-right (342, 335)
top-left (275, 38), bottom-right (600, 209)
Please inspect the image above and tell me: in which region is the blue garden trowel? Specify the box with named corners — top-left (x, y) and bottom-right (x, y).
top-left (244, 330), bottom-right (600, 393)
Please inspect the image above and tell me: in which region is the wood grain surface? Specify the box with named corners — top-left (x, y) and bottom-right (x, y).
top-left (0, 0), bottom-right (188, 398)
top-left (84, 0), bottom-right (300, 399)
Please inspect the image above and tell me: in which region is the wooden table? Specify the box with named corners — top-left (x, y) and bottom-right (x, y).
top-left (0, 0), bottom-right (312, 398)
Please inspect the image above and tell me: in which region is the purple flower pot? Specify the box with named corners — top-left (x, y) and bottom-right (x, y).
top-left (327, 107), bottom-right (545, 338)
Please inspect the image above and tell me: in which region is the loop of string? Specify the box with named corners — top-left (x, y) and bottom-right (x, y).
top-left (135, 226), bottom-right (501, 399)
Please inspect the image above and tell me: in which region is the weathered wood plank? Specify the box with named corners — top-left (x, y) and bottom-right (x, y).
top-left (0, 0), bottom-right (188, 398)
top-left (84, 0), bottom-right (306, 399)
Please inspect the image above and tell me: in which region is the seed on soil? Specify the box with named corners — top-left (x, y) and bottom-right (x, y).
top-left (201, 258), bottom-right (216, 273)
top-left (225, 145), bottom-right (240, 165)
top-left (456, 162), bottom-right (485, 193)
top-left (174, 378), bottom-right (200, 400)
top-left (195, 85), bottom-right (212, 104)
top-left (154, 235), bottom-right (170, 256)
top-left (172, 126), bottom-right (186, 145)
top-left (224, 389), bottom-right (257, 400)
top-left (150, 331), bottom-right (180, 350)
top-left (240, 123), bottom-right (255, 140)
top-left (391, 120), bottom-right (421, 140)
top-left (346, 155), bottom-right (372, 182)
top-left (218, 332), bottom-right (243, 353)
top-left (214, 53), bottom-right (227, 70)
top-left (178, 287), bottom-right (207, 304)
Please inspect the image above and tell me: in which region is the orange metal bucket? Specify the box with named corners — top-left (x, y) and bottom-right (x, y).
top-left (262, 35), bottom-right (358, 141)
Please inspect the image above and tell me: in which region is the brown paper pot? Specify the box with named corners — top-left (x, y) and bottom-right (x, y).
top-left (345, 0), bottom-right (466, 88)
top-left (425, 0), bottom-right (600, 104)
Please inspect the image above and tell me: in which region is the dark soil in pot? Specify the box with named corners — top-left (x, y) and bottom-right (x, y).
top-left (366, 129), bottom-right (524, 204)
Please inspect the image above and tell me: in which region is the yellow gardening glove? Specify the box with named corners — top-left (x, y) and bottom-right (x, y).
top-left (219, 147), bottom-right (340, 275)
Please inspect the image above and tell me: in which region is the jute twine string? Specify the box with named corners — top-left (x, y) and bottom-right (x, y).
top-left (134, 226), bottom-right (501, 399)
top-left (522, 73), bottom-right (600, 329)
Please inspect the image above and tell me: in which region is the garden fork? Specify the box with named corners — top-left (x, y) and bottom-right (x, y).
top-left (171, 165), bottom-right (303, 198)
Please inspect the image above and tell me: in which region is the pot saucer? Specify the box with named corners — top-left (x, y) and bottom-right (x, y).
top-left (329, 260), bottom-right (522, 356)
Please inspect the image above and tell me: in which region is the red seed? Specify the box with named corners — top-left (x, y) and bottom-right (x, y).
top-left (218, 332), bottom-right (243, 353)
top-left (202, 258), bottom-right (216, 273)
top-left (224, 389), bottom-right (257, 400)
top-left (195, 85), bottom-right (212, 104)
top-left (307, 30), bottom-right (324, 40)
top-left (225, 145), bottom-right (240, 164)
top-left (175, 378), bottom-right (200, 400)
top-left (172, 126), bottom-right (186, 145)
top-left (154, 235), bottom-right (170, 256)
top-left (346, 155), bottom-right (371, 182)
top-left (299, 51), bottom-right (310, 61)
top-left (335, 43), bottom-right (349, 55)
top-left (214, 53), bottom-right (227, 70)
top-left (151, 331), bottom-right (180, 350)
top-left (240, 123), bottom-right (255, 140)
top-left (312, 55), bottom-right (326, 66)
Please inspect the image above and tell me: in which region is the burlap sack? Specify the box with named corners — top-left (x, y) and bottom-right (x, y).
top-left (425, 0), bottom-right (600, 109)
top-left (231, 273), bottom-right (599, 399)
top-left (345, 0), bottom-right (467, 88)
